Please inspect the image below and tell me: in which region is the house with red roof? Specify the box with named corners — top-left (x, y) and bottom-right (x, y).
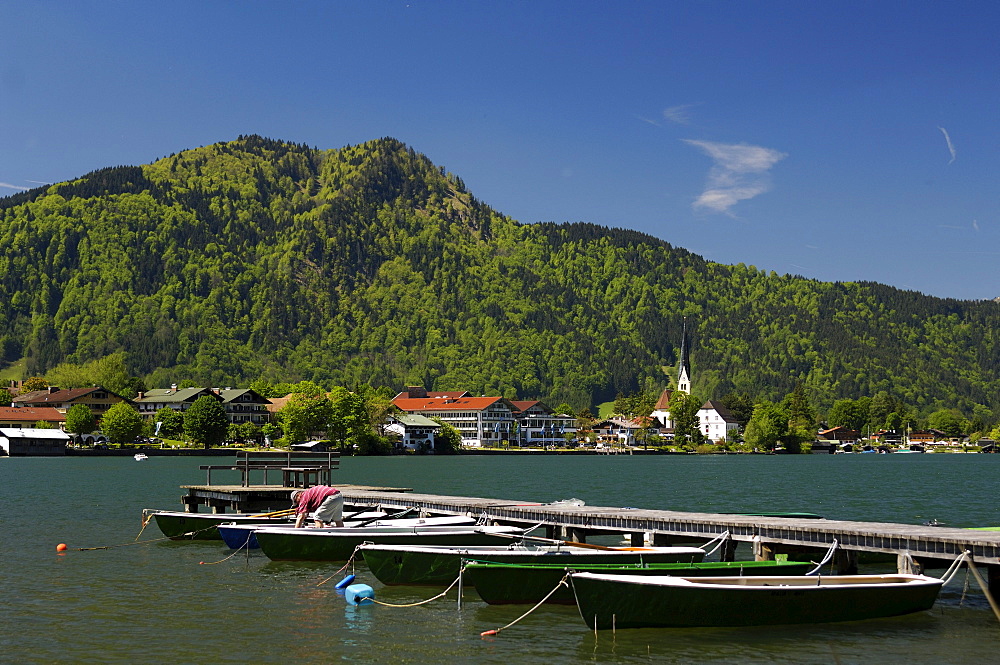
top-left (392, 390), bottom-right (518, 447)
top-left (0, 406), bottom-right (66, 429)
top-left (12, 386), bottom-right (130, 419)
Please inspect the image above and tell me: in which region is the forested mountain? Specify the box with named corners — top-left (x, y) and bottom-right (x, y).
top-left (1, 135), bottom-right (998, 417)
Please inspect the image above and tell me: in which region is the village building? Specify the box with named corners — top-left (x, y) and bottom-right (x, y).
top-left (214, 388), bottom-right (271, 425)
top-left (697, 400), bottom-right (740, 442)
top-left (385, 414), bottom-right (442, 451)
top-left (135, 386), bottom-right (270, 425)
top-left (391, 390), bottom-right (518, 447)
top-left (12, 386), bottom-right (130, 419)
top-left (509, 400), bottom-right (577, 448)
top-left (0, 406), bottom-right (66, 430)
top-left (134, 386), bottom-right (220, 420)
top-left (0, 427), bottom-right (71, 456)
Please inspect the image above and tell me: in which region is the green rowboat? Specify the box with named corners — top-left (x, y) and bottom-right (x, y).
top-left (570, 572), bottom-right (944, 628)
top-left (359, 543), bottom-right (706, 586)
top-left (255, 525), bottom-right (525, 562)
top-left (149, 510), bottom-right (294, 540)
top-left (467, 559), bottom-right (815, 605)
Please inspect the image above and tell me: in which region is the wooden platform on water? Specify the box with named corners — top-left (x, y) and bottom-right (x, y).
top-left (338, 488), bottom-right (1000, 588)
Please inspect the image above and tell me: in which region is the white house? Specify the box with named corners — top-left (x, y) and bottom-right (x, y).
top-left (385, 414), bottom-right (442, 451)
top-left (697, 400), bottom-right (739, 442)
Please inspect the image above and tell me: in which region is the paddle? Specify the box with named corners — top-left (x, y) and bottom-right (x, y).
top-left (353, 506), bottom-right (417, 528)
top-left (251, 508), bottom-right (297, 518)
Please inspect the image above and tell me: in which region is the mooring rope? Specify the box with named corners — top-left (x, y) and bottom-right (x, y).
top-left (316, 547), bottom-right (361, 587)
top-left (74, 524), bottom-right (219, 551)
top-left (480, 573), bottom-right (571, 637)
top-left (939, 550), bottom-right (969, 585)
top-left (368, 570), bottom-right (465, 608)
top-left (701, 531), bottom-right (731, 557)
top-left (199, 538), bottom-right (252, 565)
top-left (805, 539), bottom-right (838, 575)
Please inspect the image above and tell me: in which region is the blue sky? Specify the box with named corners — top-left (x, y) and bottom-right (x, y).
top-left (2, 1), bottom-right (998, 300)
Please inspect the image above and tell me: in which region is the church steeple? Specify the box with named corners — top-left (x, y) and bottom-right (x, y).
top-left (676, 318), bottom-right (691, 394)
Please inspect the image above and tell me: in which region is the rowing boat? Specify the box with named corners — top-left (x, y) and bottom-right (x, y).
top-left (254, 524), bottom-right (526, 562)
top-left (359, 543), bottom-right (706, 586)
top-left (466, 559), bottom-right (815, 605)
top-left (149, 510), bottom-right (295, 541)
top-left (570, 572), bottom-right (944, 628)
top-left (216, 514), bottom-right (470, 549)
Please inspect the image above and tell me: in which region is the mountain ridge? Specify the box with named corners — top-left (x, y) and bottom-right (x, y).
top-left (0, 135), bottom-right (997, 417)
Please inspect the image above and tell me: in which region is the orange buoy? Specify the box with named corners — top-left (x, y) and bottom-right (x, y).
top-left (480, 629), bottom-right (498, 637)
top-left (56, 543), bottom-right (68, 552)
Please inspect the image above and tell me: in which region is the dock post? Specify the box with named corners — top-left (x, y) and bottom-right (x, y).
top-left (987, 565), bottom-right (1000, 599)
top-left (834, 549), bottom-right (858, 575)
top-left (752, 536), bottom-right (774, 561)
top-left (629, 532), bottom-right (645, 547)
top-left (897, 553), bottom-right (924, 575)
top-left (567, 528), bottom-right (587, 543)
top-left (719, 538), bottom-right (737, 562)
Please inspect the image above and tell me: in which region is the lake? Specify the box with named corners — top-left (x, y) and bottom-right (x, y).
top-left (2, 453), bottom-right (999, 664)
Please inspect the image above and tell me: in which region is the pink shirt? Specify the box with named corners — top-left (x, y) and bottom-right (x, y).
top-left (294, 485), bottom-right (340, 515)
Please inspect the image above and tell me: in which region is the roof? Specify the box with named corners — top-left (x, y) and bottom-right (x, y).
top-left (390, 414), bottom-right (441, 428)
top-left (0, 406), bottom-right (66, 422)
top-left (136, 387), bottom-right (217, 404)
top-left (393, 388), bottom-right (470, 400)
top-left (653, 389), bottom-right (673, 410)
top-left (14, 386), bottom-right (126, 404)
top-left (216, 388), bottom-right (270, 404)
top-left (0, 427), bottom-right (71, 440)
top-left (700, 400), bottom-right (739, 422)
top-left (393, 396), bottom-right (509, 412)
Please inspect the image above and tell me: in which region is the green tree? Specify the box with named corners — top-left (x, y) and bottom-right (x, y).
top-left (101, 402), bottom-right (143, 444)
top-left (432, 420), bottom-right (463, 454)
top-left (278, 392), bottom-right (333, 443)
top-left (782, 383), bottom-right (815, 430)
top-left (670, 392), bottom-right (702, 449)
top-left (827, 398), bottom-right (868, 431)
top-left (65, 403), bottom-right (97, 435)
top-left (926, 409), bottom-right (967, 438)
top-left (183, 395), bottom-right (229, 448)
top-left (744, 401), bottom-right (788, 452)
top-left (20, 377), bottom-right (48, 393)
top-left (719, 392), bottom-right (755, 428)
top-left (154, 407), bottom-right (185, 438)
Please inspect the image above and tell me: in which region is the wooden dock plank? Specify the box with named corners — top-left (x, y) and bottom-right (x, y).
top-left (339, 489), bottom-right (1000, 566)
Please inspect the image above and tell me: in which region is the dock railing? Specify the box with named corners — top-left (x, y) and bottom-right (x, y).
top-left (200, 450), bottom-right (339, 487)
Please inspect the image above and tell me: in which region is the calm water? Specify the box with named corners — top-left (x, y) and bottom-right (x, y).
top-left (2, 454), bottom-right (999, 664)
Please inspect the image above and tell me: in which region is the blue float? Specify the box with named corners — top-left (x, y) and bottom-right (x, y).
top-left (345, 583), bottom-right (375, 605)
top-left (334, 574), bottom-right (356, 590)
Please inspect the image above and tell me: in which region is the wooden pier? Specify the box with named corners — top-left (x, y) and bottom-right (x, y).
top-left (340, 488), bottom-right (1000, 592)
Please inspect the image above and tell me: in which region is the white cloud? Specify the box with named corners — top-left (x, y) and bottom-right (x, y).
top-left (663, 104), bottom-right (695, 125)
top-left (0, 182), bottom-right (29, 191)
top-left (938, 126), bottom-right (957, 164)
top-left (683, 140), bottom-right (787, 215)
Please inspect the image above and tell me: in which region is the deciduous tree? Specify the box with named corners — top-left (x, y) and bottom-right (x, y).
top-left (183, 395), bottom-right (229, 448)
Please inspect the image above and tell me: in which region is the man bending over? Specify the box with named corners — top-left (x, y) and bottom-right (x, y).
top-left (291, 485), bottom-right (344, 528)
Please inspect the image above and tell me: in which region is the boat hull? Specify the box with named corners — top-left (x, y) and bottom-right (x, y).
top-left (216, 514), bottom-right (463, 549)
top-left (255, 526), bottom-right (524, 562)
top-left (570, 573), bottom-right (944, 629)
top-left (361, 544), bottom-right (706, 586)
top-left (468, 560), bottom-right (814, 605)
top-left (151, 511), bottom-right (292, 540)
